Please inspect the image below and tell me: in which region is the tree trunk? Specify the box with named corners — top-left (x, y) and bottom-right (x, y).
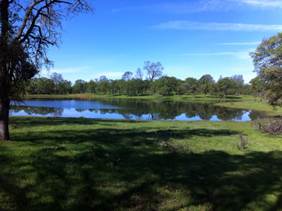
top-left (0, 98), bottom-right (10, 141)
top-left (0, 0), bottom-right (10, 141)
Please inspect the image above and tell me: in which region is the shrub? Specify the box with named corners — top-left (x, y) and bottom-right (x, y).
top-left (255, 118), bottom-right (282, 135)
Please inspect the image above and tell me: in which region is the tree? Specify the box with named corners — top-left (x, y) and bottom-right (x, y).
top-left (230, 75), bottom-right (245, 95)
top-left (250, 76), bottom-right (264, 97)
top-left (27, 77), bottom-right (55, 94)
top-left (73, 80), bottom-right (87, 94)
top-left (153, 76), bottom-right (179, 96)
top-left (87, 80), bottom-right (97, 93)
top-left (135, 68), bottom-right (143, 80)
top-left (198, 74), bottom-right (215, 94)
top-left (97, 77), bottom-right (110, 94)
top-left (122, 71), bottom-right (133, 81)
top-left (216, 77), bottom-right (238, 97)
top-left (0, 0), bottom-right (90, 140)
top-left (182, 77), bottom-right (198, 94)
top-left (260, 67), bottom-right (282, 105)
top-left (51, 72), bottom-right (64, 85)
top-left (99, 75), bottom-right (108, 81)
top-left (50, 72), bottom-right (67, 94)
top-left (144, 61), bottom-right (163, 81)
top-left (251, 33), bottom-right (282, 106)
top-left (231, 75), bottom-right (244, 86)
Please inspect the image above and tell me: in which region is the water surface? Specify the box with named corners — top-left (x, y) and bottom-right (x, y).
top-left (11, 99), bottom-right (265, 122)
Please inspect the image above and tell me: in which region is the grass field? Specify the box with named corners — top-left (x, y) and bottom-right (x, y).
top-left (26, 94), bottom-right (282, 116)
top-left (0, 117), bottom-right (281, 210)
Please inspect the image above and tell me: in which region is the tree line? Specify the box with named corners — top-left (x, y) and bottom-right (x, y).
top-left (27, 61), bottom-right (252, 97)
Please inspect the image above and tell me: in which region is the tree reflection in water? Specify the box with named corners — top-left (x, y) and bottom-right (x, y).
top-left (11, 99), bottom-right (266, 121)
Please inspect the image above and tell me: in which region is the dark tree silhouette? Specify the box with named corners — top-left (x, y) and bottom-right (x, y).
top-left (122, 71), bottom-right (133, 81)
top-left (135, 68), bottom-right (143, 80)
top-left (144, 61), bottom-right (163, 81)
top-left (0, 0), bottom-right (91, 140)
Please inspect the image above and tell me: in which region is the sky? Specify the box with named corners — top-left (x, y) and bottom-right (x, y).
top-left (43, 0), bottom-right (282, 83)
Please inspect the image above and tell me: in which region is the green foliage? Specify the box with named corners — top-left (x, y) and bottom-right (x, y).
top-left (182, 77), bottom-right (199, 94)
top-left (198, 74), bottom-right (215, 95)
top-left (72, 80), bottom-right (87, 94)
top-left (252, 33), bottom-right (282, 106)
top-left (27, 78), bottom-right (55, 95)
top-left (216, 77), bottom-right (238, 97)
top-left (26, 72), bottom-right (252, 97)
top-left (1, 42), bottom-right (38, 99)
top-left (86, 80), bottom-right (97, 93)
top-left (153, 76), bottom-right (180, 96)
top-left (250, 76), bottom-right (264, 97)
top-left (261, 67), bottom-right (282, 106)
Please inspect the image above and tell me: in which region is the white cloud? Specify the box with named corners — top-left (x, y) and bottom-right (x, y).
top-left (224, 66), bottom-right (256, 82)
top-left (38, 66), bottom-right (90, 78)
top-left (112, 1), bottom-right (240, 14)
top-left (239, 0), bottom-right (282, 8)
top-left (219, 41), bottom-right (260, 46)
top-left (112, 0), bottom-right (282, 14)
top-left (49, 66), bottom-right (90, 74)
top-left (184, 50), bottom-right (253, 60)
top-left (92, 71), bottom-right (124, 80)
top-left (40, 67), bottom-right (124, 81)
top-left (154, 21), bottom-right (282, 32)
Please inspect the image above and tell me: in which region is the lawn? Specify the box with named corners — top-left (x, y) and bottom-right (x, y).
top-left (0, 117), bottom-right (281, 210)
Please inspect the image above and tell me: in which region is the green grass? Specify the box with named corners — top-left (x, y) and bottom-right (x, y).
top-left (26, 94), bottom-right (282, 116)
top-left (0, 117), bottom-right (281, 210)
top-left (216, 95), bottom-right (282, 116)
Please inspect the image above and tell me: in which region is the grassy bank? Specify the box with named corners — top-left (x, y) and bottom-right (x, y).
top-left (26, 94), bottom-right (282, 116)
top-left (0, 117), bottom-right (281, 210)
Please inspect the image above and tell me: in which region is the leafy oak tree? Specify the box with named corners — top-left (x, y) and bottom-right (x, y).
top-left (216, 77), bottom-right (238, 97)
top-left (198, 74), bottom-right (215, 95)
top-left (251, 33), bottom-right (282, 106)
top-left (0, 0), bottom-right (91, 140)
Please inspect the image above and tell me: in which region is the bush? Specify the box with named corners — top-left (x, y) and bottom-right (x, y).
top-left (255, 118), bottom-right (282, 135)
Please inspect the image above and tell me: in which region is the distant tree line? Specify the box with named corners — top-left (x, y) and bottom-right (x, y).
top-left (26, 61), bottom-right (253, 97)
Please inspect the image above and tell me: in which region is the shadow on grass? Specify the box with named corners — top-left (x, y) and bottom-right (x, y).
top-left (10, 117), bottom-right (143, 128)
top-left (0, 119), bottom-right (281, 211)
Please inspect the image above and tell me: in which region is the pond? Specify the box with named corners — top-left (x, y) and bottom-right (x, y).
top-left (11, 99), bottom-right (265, 122)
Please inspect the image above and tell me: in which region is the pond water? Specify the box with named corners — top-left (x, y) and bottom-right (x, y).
top-left (11, 99), bottom-right (265, 122)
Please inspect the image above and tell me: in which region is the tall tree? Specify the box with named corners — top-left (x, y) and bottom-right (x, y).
top-left (0, 0), bottom-right (90, 140)
top-left (198, 74), bottom-right (215, 95)
top-left (144, 61), bottom-right (163, 81)
top-left (135, 68), bottom-right (143, 80)
top-left (122, 71), bottom-right (133, 81)
top-left (251, 33), bottom-right (282, 106)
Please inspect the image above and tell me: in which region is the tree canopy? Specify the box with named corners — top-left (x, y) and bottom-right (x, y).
top-left (251, 33), bottom-right (282, 106)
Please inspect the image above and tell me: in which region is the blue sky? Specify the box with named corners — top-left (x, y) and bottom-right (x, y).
top-left (44, 0), bottom-right (282, 82)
